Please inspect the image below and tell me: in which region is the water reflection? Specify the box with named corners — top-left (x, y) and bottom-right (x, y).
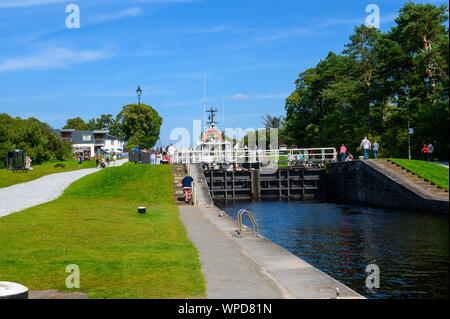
top-left (215, 200), bottom-right (449, 299)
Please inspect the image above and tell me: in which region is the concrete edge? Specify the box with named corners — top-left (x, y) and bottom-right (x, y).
top-left (199, 205), bottom-right (365, 299)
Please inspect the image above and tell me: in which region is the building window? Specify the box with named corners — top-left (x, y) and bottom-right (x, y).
top-left (83, 134), bottom-right (91, 141)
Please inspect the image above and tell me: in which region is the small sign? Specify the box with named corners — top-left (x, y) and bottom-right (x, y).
top-left (409, 128), bottom-right (414, 134)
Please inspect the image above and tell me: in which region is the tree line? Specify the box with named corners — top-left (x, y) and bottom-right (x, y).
top-left (281, 2), bottom-right (449, 160)
top-left (0, 103), bottom-right (162, 168)
top-left (0, 113), bottom-right (73, 168)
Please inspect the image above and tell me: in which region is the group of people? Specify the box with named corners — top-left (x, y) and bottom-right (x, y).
top-left (147, 144), bottom-right (177, 165)
top-left (339, 136), bottom-right (380, 161)
top-left (422, 144), bottom-right (434, 162)
top-left (77, 152), bottom-right (118, 169)
top-left (340, 137), bottom-right (436, 161)
top-left (95, 153), bottom-right (117, 169)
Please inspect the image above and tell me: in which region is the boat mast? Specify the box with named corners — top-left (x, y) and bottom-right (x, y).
top-left (203, 70), bottom-right (206, 133)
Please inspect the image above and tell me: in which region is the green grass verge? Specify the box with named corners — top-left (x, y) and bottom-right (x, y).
top-left (0, 163), bottom-right (206, 298)
top-left (389, 158), bottom-right (449, 191)
top-left (0, 159), bottom-right (97, 189)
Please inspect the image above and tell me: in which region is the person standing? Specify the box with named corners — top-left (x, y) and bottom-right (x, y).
top-left (422, 144), bottom-right (429, 161)
top-left (78, 155), bottom-right (83, 169)
top-left (372, 140), bottom-right (380, 159)
top-left (168, 144), bottom-right (176, 164)
top-left (106, 153), bottom-right (110, 166)
top-left (427, 144), bottom-right (434, 162)
top-left (95, 157), bottom-right (100, 169)
top-left (360, 136), bottom-right (371, 159)
top-left (157, 152), bottom-right (162, 165)
top-left (113, 153), bottom-right (117, 165)
top-left (151, 152), bottom-right (156, 165)
top-left (340, 144), bottom-right (347, 162)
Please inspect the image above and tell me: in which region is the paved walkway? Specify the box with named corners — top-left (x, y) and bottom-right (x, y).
top-left (179, 205), bottom-right (363, 299)
top-left (0, 159), bottom-right (127, 218)
top-left (179, 206), bottom-right (282, 299)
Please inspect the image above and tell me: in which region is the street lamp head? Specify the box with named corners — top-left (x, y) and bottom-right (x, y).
top-left (136, 85), bottom-right (142, 99)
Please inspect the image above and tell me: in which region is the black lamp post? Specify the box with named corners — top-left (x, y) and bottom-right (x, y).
top-left (403, 85), bottom-right (411, 160)
top-left (136, 85), bottom-right (142, 148)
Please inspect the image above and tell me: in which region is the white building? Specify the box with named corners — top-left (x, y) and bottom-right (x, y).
top-left (55, 129), bottom-right (125, 157)
top-left (103, 134), bottom-right (125, 153)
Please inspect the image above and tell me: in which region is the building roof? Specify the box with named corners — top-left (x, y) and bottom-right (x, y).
top-left (55, 129), bottom-right (125, 144)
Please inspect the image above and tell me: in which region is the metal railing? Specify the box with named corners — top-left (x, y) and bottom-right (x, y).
top-left (174, 147), bottom-right (337, 165)
top-left (236, 209), bottom-right (259, 238)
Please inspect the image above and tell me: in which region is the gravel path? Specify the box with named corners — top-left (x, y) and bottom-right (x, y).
top-left (0, 159), bottom-right (127, 218)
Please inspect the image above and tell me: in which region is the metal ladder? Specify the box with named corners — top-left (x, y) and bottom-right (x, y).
top-left (236, 209), bottom-right (259, 237)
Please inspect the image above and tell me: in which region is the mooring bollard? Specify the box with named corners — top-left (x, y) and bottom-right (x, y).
top-left (0, 282), bottom-right (29, 299)
top-left (138, 207), bottom-right (146, 214)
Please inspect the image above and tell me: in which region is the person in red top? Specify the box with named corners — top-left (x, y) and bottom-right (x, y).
top-left (340, 144), bottom-right (347, 162)
top-left (422, 144), bottom-right (429, 161)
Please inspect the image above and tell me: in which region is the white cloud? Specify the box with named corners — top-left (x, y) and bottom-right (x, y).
top-left (182, 24), bottom-right (233, 34)
top-left (0, 47), bottom-right (114, 72)
top-left (0, 0), bottom-right (69, 9)
top-left (228, 94), bottom-right (250, 100)
top-left (92, 7), bottom-right (143, 23)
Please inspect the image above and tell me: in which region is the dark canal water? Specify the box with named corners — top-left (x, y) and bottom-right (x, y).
top-left (215, 200), bottom-right (449, 299)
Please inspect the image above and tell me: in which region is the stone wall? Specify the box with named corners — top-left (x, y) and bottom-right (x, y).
top-left (327, 161), bottom-right (448, 214)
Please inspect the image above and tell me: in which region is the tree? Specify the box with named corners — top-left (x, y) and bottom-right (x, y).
top-left (283, 2), bottom-right (449, 160)
top-left (0, 113), bottom-right (73, 168)
top-left (116, 103), bottom-right (162, 149)
top-left (261, 114), bottom-right (283, 129)
top-left (63, 117), bottom-right (89, 130)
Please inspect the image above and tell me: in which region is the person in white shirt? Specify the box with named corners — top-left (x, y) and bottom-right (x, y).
top-left (112, 154), bottom-right (117, 165)
top-left (360, 136), bottom-right (371, 159)
top-left (168, 144), bottom-right (176, 164)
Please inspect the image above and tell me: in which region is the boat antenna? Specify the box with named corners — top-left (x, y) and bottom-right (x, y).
top-left (203, 69), bottom-right (206, 132)
top-left (222, 96), bottom-right (225, 134)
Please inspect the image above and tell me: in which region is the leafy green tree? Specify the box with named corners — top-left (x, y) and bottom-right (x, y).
top-left (63, 117), bottom-right (89, 130)
top-left (116, 103), bottom-right (162, 149)
top-left (283, 2), bottom-right (449, 160)
top-left (261, 114), bottom-right (283, 129)
top-left (0, 113), bottom-right (72, 168)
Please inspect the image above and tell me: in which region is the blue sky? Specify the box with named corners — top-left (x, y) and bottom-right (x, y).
top-left (0, 0), bottom-right (447, 146)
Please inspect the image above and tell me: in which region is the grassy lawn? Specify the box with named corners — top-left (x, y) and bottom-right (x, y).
top-left (0, 159), bottom-right (97, 189)
top-left (0, 163), bottom-right (206, 299)
top-left (389, 158), bottom-right (449, 191)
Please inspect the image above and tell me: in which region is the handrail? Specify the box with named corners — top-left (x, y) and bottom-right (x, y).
top-left (236, 209), bottom-right (259, 237)
top-left (173, 147), bottom-right (337, 165)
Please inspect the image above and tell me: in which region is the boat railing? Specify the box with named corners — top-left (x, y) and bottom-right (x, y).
top-left (173, 147), bottom-right (337, 165)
